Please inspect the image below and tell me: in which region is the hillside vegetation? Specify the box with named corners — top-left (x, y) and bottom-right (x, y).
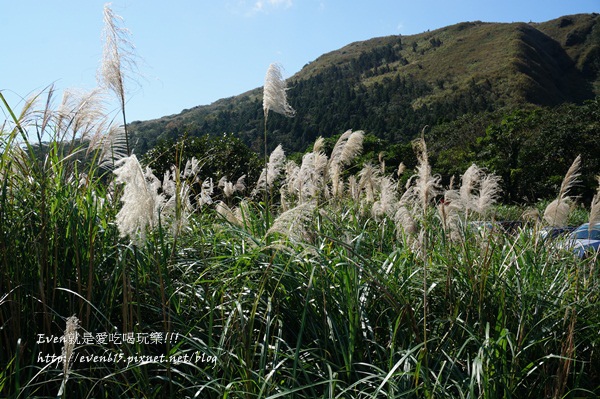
top-left (130, 13), bottom-right (600, 204)
top-left (129, 13), bottom-right (599, 153)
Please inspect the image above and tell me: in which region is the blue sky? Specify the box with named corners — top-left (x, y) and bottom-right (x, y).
top-left (1, 0), bottom-right (598, 123)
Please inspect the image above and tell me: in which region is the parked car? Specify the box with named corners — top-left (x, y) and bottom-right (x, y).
top-left (539, 226), bottom-right (576, 241)
top-left (468, 221), bottom-right (523, 235)
top-left (564, 223), bottom-right (600, 258)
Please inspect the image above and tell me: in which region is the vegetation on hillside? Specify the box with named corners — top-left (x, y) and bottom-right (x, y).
top-left (129, 13), bottom-right (599, 156)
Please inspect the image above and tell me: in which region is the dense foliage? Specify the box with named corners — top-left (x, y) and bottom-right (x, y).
top-left (429, 98), bottom-right (600, 203)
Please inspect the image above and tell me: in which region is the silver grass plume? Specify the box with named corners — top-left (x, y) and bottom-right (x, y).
top-left (160, 166), bottom-right (195, 236)
top-left (543, 155), bottom-right (581, 226)
top-left (197, 178), bottom-right (214, 207)
top-left (233, 200), bottom-right (251, 227)
top-left (215, 201), bottom-right (242, 226)
top-left (114, 155), bottom-right (163, 244)
top-left (313, 136), bottom-right (325, 153)
top-left (348, 175), bottom-right (360, 202)
top-left (396, 162), bottom-right (406, 191)
top-left (57, 315), bottom-right (79, 396)
top-left (438, 186), bottom-right (464, 241)
top-left (218, 175), bottom-right (246, 198)
top-left (437, 199), bottom-right (462, 243)
top-left (328, 130), bottom-right (364, 197)
top-left (472, 173), bottom-right (502, 216)
top-left (262, 63), bottom-right (294, 229)
top-left (282, 160), bottom-right (300, 204)
top-left (280, 187), bottom-right (290, 212)
top-left (397, 162), bottom-right (406, 177)
top-left (297, 150), bottom-right (328, 203)
top-left (89, 123), bottom-right (129, 169)
top-left (56, 88), bottom-right (107, 143)
top-left (263, 63), bottom-right (295, 120)
top-left (222, 180), bottom-right (236, 198)
top-left (522, 207), bottom-right (541, 224)
top-left (235, 175), bottom-right (246, 192)
top-left (379, 152), bottom-right (386, 174)
top-left (394, 205), bottom-right (417, 238)
top-left (253, 144), bottom-right (286, 196)
top-left (183, 157), bottom-right (201, 179)
top-left (589, 176), bottom-right (600, 234)
top-left (372, 175), bottom-right (397, 219)
top-left (267, 202), bottom-right (316, 243)
top-left (459, 163), bottom-right (482, 215)
top-left (340, 131), bottom-right (364, 166)
top-left (358, 163), bottom-right (380, 203)
top-left (408, 135), bottom-right (441, 214)
top-left (98, 3), bottom-right (137, 156)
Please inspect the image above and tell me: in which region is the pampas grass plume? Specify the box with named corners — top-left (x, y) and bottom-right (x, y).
top-left (98, 3), bottom-right (137, 155)
top-left (263, 63), bottom-right (295, 120)
top-left (57, 315), bottom-right (79, 396)
top-left (253, 144), bottom-right (286, 195)
top-left (543, 155), bottom-right (581, 225)
top-left (588, 175), bottom-right (600, 233)
top-left (113, 155), bottom-right (162, 244)
top-left (267, 202), bottom-right (316, 243)
top-left (473, 173), bottom-right (502, 216)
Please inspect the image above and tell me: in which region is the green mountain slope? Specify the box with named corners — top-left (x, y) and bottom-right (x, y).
top-left (129, 13), bottom-right (600, 155)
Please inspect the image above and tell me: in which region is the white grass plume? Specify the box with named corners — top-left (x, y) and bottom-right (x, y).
top-left (313, 136), bottom-right (325, 153)
top-left (218, 174), bottom-right (246, 198)
top-left (379, 151), bottom-right (386, 174)
top-left (372, 175), bottom-right (397, 219)
top-left (57, 315), bottom-right (79, 397)
top-left (113, 154), bottom-right (162, 244)
top-left (253, 144), bottom-right (286, 196)
top-left (397, 162), bottom-right (406, 178)
top-left (282, 160), bottom-right (300, 202)
top-left (197, 178), bottom-right (214, 207)
top-left (98, 3), bottom-right (137, 155)
top-left (297, 150), bottom-right (328, 202)
top-left (407, 135), bottom-right (440, 214)
top-left (160, 168), bottom-right (195, 236)
top-left (267, 202), bottom-right (316, 243)
top-left (358, 163), bottom-right (380, 203)
top-left (472, 174), bottom-right (502, 216)
top-left (589, 176), bottom-right (600, 233)
top-left (543, 155), bottom-right (581, 226)
top-left (340, 130), bottom-right (364, 166)
top-left (459, 164), bottom-right (482, 213)
top-left (543, 200), bottom-right (571, 227)
top-left (328, 130), bottom-right (364, 197)
top-left (348, 175), bottom-right (360, 202)
top-left (263, 63), bottom-right (295, 120)
top-left (394, 205), bottom-right (417, 237)
top-left (215, 201), bottom-right (242, 226)
top-left (557, 155), bottom-right (582, 202)
top-left (437, 198), bottom-right (462, 242)
top-left (57, 88), bottom-right (107, 143)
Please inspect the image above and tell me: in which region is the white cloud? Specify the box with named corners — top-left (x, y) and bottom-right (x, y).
top-left (253, 0), bottom-right (293, 13)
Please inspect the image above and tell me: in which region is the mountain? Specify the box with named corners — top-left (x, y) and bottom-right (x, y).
top-left (129, 13), bottom-right (600, 155)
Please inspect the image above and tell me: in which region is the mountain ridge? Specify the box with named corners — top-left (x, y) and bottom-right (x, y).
top-left (129, 13), bottom-right (600, 155)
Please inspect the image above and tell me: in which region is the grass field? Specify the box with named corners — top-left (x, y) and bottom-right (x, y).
top-left (1, 86), bottom-right (599, 398)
